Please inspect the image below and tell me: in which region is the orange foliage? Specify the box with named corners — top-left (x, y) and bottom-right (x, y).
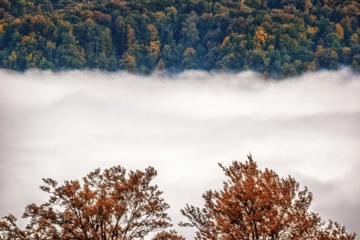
top-left (0, 166), bottom-right (172, 239)
top-left (336, 23), bottom-right (344, 39)
top-left (152, 230), bottom-right (185, 240)
top-left (180, 155), bottom-right (356, 240)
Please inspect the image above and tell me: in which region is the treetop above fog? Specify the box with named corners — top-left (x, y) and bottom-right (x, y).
top-left (0, 0), bottom-right (359, 77)
top-left (180, 155), bottom-right (356, 239)
top-left (0, 165), bottom-right (172, 240)
top-left (0, 156), bottom-right (356, 239)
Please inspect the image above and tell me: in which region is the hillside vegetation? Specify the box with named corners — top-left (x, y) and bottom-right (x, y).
top-left (0, 0), bottom-right (359, 77)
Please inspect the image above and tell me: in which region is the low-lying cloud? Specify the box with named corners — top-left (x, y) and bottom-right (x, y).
top-left (0, 69), bottom-right (359, 237)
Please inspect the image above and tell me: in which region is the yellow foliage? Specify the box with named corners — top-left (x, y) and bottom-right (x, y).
top-left (30, 15), bottom-right (46, 25)
top-left (40, 57), bottom-right (47, 64)
top-left (83, 18), bottom-right (95, 25)
top-left (147, 24), bottom-right (158, 41)
top-left (13, 19), bottom-right (21, 25)
top-left (304, 62), bottom-right (317, 71)
top-left (201, 13), bottom-right (213, 21)
top-left (126, 26), bottom-right (137, 47)
top-left (345, 3), bottom-right (359, 14)
top-left (147, 41), bottom-right (161, 57)
top-left (307, 26), bottom-right (318, 36)
top-left (316, 45), bottom-right (324, 53)
top-left (294, 60), bottom-right (302, 68)
top-left (46, 41), bottom-right (56, 49)
top-left (21, 35), bottom-right (33, 44)
top-left (153, 11), bottom-right (165, 20)
top-left (80, 10), bottom-right (94, 20)
top-left (59, 19), bottom-right (71, 28)
top-left (165, 6), bottom-right (177, 15)
top-left (25, 53), bottom-right (33, 61)
top-left (304, 0), bottom-right (313, 11)
top-left (335, 23), bottom-right (344, 39)
top-left (350, 33), bottom-right (359, 44)
top-left (310, 15), bottom-right (317, 21)
top-left (8, 51), bottom-right (17, 61)
top-left (221, 36), bottom-right (230, 48)
top-left (299, 32), bottom-right (307, 41)
top-left (0, 24), bottom-right (4, 35)
top-left (120, 53), bottom-right (136, 71)
top-left (183, 47), bottom-right (196, 57)
top-left (254, 27), bottom-right (268, 47)
top-left (216, 7), bottom-right (229, 16)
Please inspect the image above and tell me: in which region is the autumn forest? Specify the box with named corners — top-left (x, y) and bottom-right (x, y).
top-left (0, 0), bottom-right (359, 77)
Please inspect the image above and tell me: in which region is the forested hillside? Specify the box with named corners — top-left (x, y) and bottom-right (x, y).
top-left (0, 0), bottom-right (359, 77)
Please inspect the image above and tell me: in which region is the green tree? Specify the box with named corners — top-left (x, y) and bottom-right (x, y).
top-left (181, 15), bottom-right (200, 47)
top-left (0, 0), bottom-right (10, 11)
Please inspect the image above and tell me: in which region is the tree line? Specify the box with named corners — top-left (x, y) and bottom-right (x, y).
top-left (0, 155), bottom-right (356, 239)
top-left (0, 0), bottom-right (359, 78)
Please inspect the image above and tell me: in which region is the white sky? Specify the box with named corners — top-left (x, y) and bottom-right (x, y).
top-left (0, 69), bottom-right (359, 238)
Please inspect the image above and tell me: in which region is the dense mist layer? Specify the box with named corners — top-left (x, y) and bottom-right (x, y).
top-left (0, 69), bottom-right (359, 237)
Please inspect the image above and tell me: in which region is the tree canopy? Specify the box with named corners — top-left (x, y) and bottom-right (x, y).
top-left (152, 230), bottom-right (185, 240)
top-left (0, 166), bottom-right (172, 240)
top-left (0, 158), bottom-right (356, 239)
top-left (0, 0), bottom-right (359, 77)
top-left (180, 155), bottom-right (356, 240)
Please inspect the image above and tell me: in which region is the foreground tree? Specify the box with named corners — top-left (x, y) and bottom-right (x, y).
top-left (152, 230), bottom-right (185, 240)
top-left (180, 155), bottom-right (356, 240)
top-left (0, 166), bottom-right (172, 240)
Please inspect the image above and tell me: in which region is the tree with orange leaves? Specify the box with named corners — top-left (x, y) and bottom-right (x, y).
top-left (0, 166), bottom-right (172, 240)
top-left (152, 230), bottom-right (185, 240)
top-left (180, 155), bottom-right (356, 240)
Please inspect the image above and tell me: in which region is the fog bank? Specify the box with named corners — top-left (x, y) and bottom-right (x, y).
top-left (0, 69), bottom-right (359, 237)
